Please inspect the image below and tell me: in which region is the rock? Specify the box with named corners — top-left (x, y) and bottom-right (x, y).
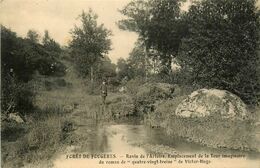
top-left (119, 86), bottom-right (127, 93)
top-left (175, 89), bottom-right (248, 120)
top-left (8, 113), bottom-right (24, 123)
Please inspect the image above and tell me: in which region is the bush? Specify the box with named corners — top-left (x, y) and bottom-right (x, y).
top-left (26, 117), bottom-right (63, 151)
top-left (1, 26), bottom-right (66, 116)
top-left (106, 94), bottom-right (135, 117)
top-left (108, 77), bottom-right (121, 92)
top-left (165, 114), bottom-right (255, 151)
top-left (55, 78), bottom-right (67, 87)
top-left (133, 83), bottom-right (176, 116)
top-left (1, 75), bottom-right (35, 116)
top-left (1, 121), bottom-right (28, 142)
top-left (1, 109), bottom-right (68, 167)
top-left (37, 57), bottom-right (66, 77)
top-left (144, 96), bottom-right (186, 127)
top-left (125, 78), bottom-right (145, 95)
top-left (144, 94), bottom-right (259, 151)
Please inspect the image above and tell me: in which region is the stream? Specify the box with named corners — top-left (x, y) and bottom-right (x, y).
top-left (53, 118), bottom-right (260, 168)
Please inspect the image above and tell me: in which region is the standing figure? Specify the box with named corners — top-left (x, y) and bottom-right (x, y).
top-left (100, 80), bottom-right (107, 105)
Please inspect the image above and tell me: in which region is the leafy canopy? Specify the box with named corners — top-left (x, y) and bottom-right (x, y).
top-left (70, 9), bottom-right (112, 77)
top-left (178, 0), bottom-right (260, 104)
top-left (118, 0), bottom-right (187, 65)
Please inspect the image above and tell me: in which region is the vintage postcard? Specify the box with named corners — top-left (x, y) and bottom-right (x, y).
top-left (1, 0), bottom-right (260, 168)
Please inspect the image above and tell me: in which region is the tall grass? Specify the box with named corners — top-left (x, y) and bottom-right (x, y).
top-left (144, 88), bottom-right (260, 151)
top-left (1, 63), bottom-right (83, 167)
top-left (1, 104), bottom-right (69, 168)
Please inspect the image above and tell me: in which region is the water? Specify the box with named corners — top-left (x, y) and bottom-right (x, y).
top-left (53, 119), bottom-right (260, 168)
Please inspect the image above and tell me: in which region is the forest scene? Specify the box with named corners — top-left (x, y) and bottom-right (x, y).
top-left (1, 0), bottom-right (260, 168)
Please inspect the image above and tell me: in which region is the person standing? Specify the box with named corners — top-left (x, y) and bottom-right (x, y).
top-left (100, 80), bottom-right (108, 105)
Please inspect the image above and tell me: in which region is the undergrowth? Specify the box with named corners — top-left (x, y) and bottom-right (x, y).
top-left (144, 90), bottom-right (260, 152)
top-left (1, 105), bottom-right (71, 168)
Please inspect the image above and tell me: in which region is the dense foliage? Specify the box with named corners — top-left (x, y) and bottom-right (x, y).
top-left (119, 0), bottom-right (187, 72)
top-left (69, 9), bottom-right (113, 79)
top-left (1, 26), bottom-right (65, 115)
top-left (119, 0), bottom-right (260, 104)
top-left (178, 0), bottom-right (260, 104)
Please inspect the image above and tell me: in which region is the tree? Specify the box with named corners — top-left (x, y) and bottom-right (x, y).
top-left (43, 30), bottom-right (62, 57)
top-left (42, 30), bottom-right (50, 45)
top-left (2, 27), bottom-right (39, 114)
top-left (1, 26), bottom-right (66, 115)
top-left (178, 0), bottom-right (260, 104)
top-left (96, 56), bottom-right (116, 81)
top-left (26, 29), bottom-right (40, 43)
top-left (70, 9), bottom-right (112, 92)
top-left (116, 41), bottom-right (162, 82)
top-left (118, 0), bottom-right (187, 73)
top-left (128, 43), bottom-right (146, 78)
top-left (117, 58), bottom-right (133, 80)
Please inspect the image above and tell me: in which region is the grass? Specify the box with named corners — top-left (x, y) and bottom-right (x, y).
top-left (1, 59), bottom-right (133, 167)
top-left (143, 88), bottom-right (260, 152)
top-left (1, 61), bottom-right (89, 167)
top-left (1, 106), bottom-right (68, 168)
top-left (165, 115), bottom-right (255, 151)
top-left (2, 58), bottom-right (259, 167)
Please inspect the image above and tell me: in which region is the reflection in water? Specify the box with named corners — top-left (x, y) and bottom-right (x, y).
top-left (53, 119), bottom-right (260, 168)
top-left (88, 124), bottom-right (110, 153)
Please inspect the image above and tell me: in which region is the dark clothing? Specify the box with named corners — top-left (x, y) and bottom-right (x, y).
top-left (100, 84), bottom-right (107, 97)
top-left (100, 83), bottom-right (107, 105)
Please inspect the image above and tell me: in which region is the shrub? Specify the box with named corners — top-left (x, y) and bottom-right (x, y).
top-left (1, 121), bottom-right (28, 142)
top-left (125, 78), bottom-right (145, 95)
top-left (26, 117), bottom-right (63, 150)
top-left (133, 83), bottom-right (176, 116)
top-left (55, 78), bottom-right (67, 87)
top-left (1, 26), bottom-right (66, 117)
top-left (144, 94), bottom-right (259, 151)
top-left (165, 114), bottom-right (255, 151)
top-left (106, 94), bottom-right (135, 117)
top-left (1, 109), bottom-right (68, 167)
top-left (1, 75), bottom-right (35, 116)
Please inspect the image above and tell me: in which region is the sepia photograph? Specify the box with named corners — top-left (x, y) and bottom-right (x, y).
top-left (1, 0), bottom-right (260, 167)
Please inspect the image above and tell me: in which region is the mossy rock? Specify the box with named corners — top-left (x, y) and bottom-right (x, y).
top-left (175, 89), bottom-right (248, 120)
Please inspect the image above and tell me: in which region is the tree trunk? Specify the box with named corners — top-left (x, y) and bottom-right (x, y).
top-left (90, 65), bottom-right (94, 94)
top-left (145, 46), bottom-right (148, 83)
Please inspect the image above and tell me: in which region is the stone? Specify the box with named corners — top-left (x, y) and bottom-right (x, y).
top-left (119, 86), bottom-right (127, 93)
top-left (175, 89), bottom-right (248, 120)
top-left (8, 113), bottom-right (24, 123)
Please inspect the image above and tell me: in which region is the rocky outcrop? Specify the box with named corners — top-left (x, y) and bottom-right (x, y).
top-left (175, 89), bottom-right (248, 120)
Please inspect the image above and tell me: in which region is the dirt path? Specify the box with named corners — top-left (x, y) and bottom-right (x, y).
top-left (20, 61), bottom-right (260, 168)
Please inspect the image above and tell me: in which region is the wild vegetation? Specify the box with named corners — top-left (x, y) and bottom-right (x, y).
top-left (1, 0), bottom-right (260, 167)
top-left (1, 25), bottom-right (70, 167)
top-left (118, 0), bottom-right (260, 105)
top-left (116, 0), bottom-right (260, 151)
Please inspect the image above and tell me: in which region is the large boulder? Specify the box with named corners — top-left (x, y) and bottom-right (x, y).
top-left (175, 89), bottom-right (248, 120)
